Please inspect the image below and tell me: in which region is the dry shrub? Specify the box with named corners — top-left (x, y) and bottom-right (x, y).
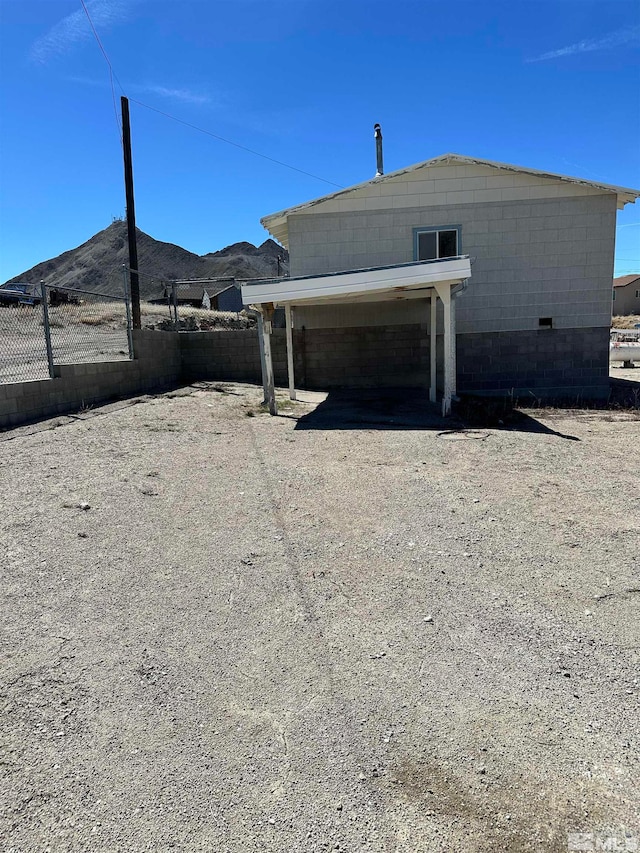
top-left (612, 314), bottom-right (640, 329)
top-left (80, 313), bottom-right (119, 326)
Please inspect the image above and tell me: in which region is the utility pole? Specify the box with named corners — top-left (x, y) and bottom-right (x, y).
top-left (121, 96), bottom-right (141, 328)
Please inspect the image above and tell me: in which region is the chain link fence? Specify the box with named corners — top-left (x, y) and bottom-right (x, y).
top-left (1, 265), bottom-right (252, 384)
top-left (0, 289), bottom-right (51, 383)
top-left (0, 278), bottom-right (133, 385)
top-left (44, 285), bottom-right (132, 366)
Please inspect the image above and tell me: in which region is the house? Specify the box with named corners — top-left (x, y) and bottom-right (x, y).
top-left (613, 274), bottom-right (640, 316)
top-left (241, 153), bottom-right (640, 414)
top-left (150, 280), bottom-right (242, 311)
top-left (216, 284), bottom-right (243, 313)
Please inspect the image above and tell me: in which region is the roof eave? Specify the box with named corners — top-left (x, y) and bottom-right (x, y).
top-left (260, 153), bottom-right (640, 239)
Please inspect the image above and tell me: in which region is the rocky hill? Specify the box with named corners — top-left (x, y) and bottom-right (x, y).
top-left (3, 221), bottom-right (289, 301)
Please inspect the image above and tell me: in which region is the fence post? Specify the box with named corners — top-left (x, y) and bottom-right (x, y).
top-left (171, 282), bottom-right (179, 329)
top-left (40, 281), bottom-right (55, 378)
top-left (122, 264), bottom-right (134, 359)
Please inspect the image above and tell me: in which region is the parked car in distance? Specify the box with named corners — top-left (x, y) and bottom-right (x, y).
top-left (0, 283), bottom-right (42, 306)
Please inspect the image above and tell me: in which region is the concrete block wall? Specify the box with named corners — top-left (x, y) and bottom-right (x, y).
top-left (175, 323), bottom-right (610, 398)
top-left (457, 327), bottom-right (611, 399)
top-left (299, 324), bottom-right (432, 389)
top-left (180, 330), bottom-right (262, 383)
top-left (0, 330), bottom-right (181, 429)
top-left (290, 192), bottom-right (616, 336)
top-left (178, 325), bottom-right (435, 391)
top-left (0, 320), bottom-right (614, 430)
top-left (179, 329), bottom-right (299, 388)
top-left (285, 166), bottom-right (617, 400)
top-left (290, 162), bottom-right (605, 221)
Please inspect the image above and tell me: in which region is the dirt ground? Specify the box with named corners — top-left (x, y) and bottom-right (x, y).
top-left (1, 381), bottom-right (639, 852)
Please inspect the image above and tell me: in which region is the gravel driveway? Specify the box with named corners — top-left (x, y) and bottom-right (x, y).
top-left (1, 383), bottom-right (639, 852)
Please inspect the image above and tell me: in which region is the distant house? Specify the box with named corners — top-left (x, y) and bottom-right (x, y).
top-left (150, 280), bottom-right (243, 312)
top-left (613, 275), bottom-right (640, 316)
top-left (243, 153), bottom-right (640, 410)
top-left (216, 284), bottom-right (243, 313)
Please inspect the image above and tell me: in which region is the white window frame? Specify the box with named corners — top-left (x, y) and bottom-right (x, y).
top-left (413, 226), bottom-right (461, 262)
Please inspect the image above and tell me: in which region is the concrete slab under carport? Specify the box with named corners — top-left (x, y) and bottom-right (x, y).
top-left (242, 256), bottom-right (472, 418)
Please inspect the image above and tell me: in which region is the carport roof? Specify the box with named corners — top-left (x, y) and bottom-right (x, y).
top-left (241, 255), bottom-right (471, 307)
top-left (262, 153), bottom-right (640, 247)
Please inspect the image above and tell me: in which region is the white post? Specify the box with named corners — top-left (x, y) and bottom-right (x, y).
top-left (435, 283), bottom-right (453, 416)
top-left (284, 303), bottom-right (296, 401)
top-left (450, 294), bottom-right (457, 401)
top-left (429, 292), bottom-right (437, 403)
top-left (256, 314), bottom-right (268, 403)
top-left (258, 308), bottom-right (277, 415)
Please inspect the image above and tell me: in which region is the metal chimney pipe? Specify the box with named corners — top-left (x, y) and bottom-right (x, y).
top-left (374, 123), bottom-right (383, 177)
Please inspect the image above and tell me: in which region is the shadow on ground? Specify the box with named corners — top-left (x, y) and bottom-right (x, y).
top-left (609, 375), bottom-right (640, 408)
top-left (292, 388), bottom-right (580, 440)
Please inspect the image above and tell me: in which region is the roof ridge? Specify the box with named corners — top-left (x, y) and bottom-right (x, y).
top-left (261, 154), bottom-right (640, 247)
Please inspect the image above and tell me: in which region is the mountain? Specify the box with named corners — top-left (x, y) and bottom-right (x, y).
top-left (2, 221), bottom-right (289, 301)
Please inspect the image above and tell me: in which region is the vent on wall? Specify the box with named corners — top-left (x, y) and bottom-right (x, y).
top-left (539, 317), bottom-right (553, 329)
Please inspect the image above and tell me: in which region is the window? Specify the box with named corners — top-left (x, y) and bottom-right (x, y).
top-left (414, 226), bottom-right (461, 261)
top-left (539, 317), bottom-right (553, 329)
top-left (636, 289), bottom-right (640, 298)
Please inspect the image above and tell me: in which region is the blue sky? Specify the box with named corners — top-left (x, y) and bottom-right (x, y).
top-left (1, 0), bottom-right (639, 281)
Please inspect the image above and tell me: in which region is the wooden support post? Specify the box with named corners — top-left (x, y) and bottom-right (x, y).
top-left (429, 292), bottom-right (437, 403)
top-left (435, 283), bottom-right (453, 416)
top-left (260, 304), bottom-right (277, 415)
top-left (285, 304), bottom-right (296, 401)
top-left (450, 294), bottom-right (457, 401)
top-left (256, 314), bottom-right (269, 403)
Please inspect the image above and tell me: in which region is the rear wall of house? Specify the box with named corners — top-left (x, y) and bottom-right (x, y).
top-left (286, 164), bottom-right (616, 398)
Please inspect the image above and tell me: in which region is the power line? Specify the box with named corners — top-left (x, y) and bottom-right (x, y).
top-left (127, 97), bottom-right (344, 189)
top-left (78, 1), bottom-right (343, 190)
top-left (79, 0), bottom-right (123, 141)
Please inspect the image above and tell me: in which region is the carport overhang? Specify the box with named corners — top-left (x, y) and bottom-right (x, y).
top-left (241, 255), bottom-right (472, 417)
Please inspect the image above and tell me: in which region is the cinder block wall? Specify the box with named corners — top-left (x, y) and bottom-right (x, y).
top-left (0, 330), bottom-right (181, 429)
top-left (286, 170), bottom-right (616, 399)
top-left (0, 319), bottom-right (613, 431)
top-left (457, 327), bottom-right (610, 399)
top-left (290, 193), bottom-right (616, 335)
top-left (299, 324), bottom-right (431, 388)
top-left (180, 329), bottom-right (292, 385)
top-left (179, 327), bottom-right (436, 390)
top-left (180, 330), bottom-right (262, 382)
